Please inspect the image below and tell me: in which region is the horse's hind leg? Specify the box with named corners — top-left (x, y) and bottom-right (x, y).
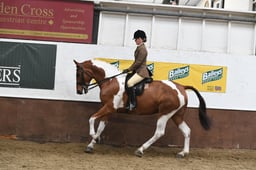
top-left (172, 109), bottom-right (191, 158)
top-left (177, 121), bottom-right (191, 158)
top-left (135, 114), bottom-right (172, 157)
top-left (85, 120), bottom-right (107, 153)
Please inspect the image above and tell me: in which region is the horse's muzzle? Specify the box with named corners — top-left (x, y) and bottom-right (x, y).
top-left (83, 86), bottom-right (88, 94)
top-left (77, 90), bottom-right (83, 95)
top-left (77, 86), bottom-right (88, 95)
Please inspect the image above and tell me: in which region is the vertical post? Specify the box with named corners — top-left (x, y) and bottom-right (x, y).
top-left (176, 10), bottom-right (182, 50)
top-left (200, 12), bottom-right (206, 51)
top-left (123, 10), bottom-right (129, 47)
top-left (226, 14), bottom-right (232, 54)
top-left (150, 8), bottom-right (156, 48)
top-left (97, 11), bottom-right (103, 45)
top-left (254, 21), bottom-right (256, 55)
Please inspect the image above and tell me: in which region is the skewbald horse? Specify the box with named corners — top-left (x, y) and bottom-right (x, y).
top-left (74, 59), bottom-right (211, 158)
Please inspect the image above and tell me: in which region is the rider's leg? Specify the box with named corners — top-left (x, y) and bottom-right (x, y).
top-left (126, 73), bottom-right (143, 110)
top-left (127, 73), bottom-right (144, 87)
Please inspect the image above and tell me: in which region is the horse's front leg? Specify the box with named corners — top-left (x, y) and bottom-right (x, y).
top-left (85, 120), bottom-right (106, 153)
top-left (85, 105), bottom-right (113, 153)
top-left (89, 116), bottom-right (97, 139)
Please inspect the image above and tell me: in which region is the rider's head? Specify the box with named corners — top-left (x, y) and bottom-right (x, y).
top-left (133, 30), bottom-right (147, 43)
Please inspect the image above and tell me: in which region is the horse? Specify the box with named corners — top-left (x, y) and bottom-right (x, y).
top-left (74, 59), bottom-right (211, 158)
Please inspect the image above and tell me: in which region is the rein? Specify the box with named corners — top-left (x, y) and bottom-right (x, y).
top-left (78, 66), bottom-right (125, 91)
top-left (87, 72), bottom-right (125, 90)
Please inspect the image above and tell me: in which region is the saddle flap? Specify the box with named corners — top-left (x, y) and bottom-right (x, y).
top-left (125, 73), bottom-right (153, 96)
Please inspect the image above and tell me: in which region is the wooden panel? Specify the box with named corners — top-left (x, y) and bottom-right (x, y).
top-left (0, 97), bottom-right (255, 149)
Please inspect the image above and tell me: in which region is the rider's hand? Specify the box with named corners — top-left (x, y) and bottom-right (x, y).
top-left (122, 69), bottom-right (129, 73)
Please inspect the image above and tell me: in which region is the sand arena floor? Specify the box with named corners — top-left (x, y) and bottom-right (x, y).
top-left (0, 139), bottom-right (255, 170)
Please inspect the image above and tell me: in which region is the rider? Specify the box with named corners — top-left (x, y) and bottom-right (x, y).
top-left (122, 30), bottom-right (151, 111)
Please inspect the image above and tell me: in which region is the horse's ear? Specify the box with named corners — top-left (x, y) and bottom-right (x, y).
top-left (73, 60), bottom-right (78, 65)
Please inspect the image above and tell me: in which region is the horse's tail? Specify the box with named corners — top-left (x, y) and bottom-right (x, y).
top-left (184, 86), bottom-right (211, 130)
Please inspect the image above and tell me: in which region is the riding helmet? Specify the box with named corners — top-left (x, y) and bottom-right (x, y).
top-left (133, 30), bottom-right (147, 42)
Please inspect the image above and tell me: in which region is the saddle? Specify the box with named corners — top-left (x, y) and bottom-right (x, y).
top-left (124, 69), bottom-right (153, 111)
top-left (125, 73), bottom-right (153, 96)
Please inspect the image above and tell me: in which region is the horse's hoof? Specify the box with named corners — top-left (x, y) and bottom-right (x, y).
top-left (134, 150), bottom-right (143, 157)
top-left (85, 147), bottom-right (94, 153)
top-left (176, 153), bottom-right (184, 158)
top-left (176, 152), bottom-right (188, 158)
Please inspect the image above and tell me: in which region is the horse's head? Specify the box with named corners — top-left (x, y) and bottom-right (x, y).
top-left (74, 60), bottom-right (94, 94)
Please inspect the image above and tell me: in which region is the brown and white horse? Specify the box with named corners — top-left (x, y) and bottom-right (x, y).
top-left (74, 59), bottom-right (211, 157)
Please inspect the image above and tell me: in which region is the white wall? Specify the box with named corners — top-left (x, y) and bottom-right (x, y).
top-left (0, 38), bottom-right (256, 111)
top-left (0, 1), bottom-right (255, 111)
top-left (98, 2), bottom-right (256, 55)
top-left (225, 0), bottom-right (250, 11)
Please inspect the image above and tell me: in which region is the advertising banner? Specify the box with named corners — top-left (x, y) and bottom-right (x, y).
top-left (0, 41), bottom-right (56, 89)
top-left (0, 0), bottom-right (94, 43)
top-left (97, 58), bottom-right (227, 93)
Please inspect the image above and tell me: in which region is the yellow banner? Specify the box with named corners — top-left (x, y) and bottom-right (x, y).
top-left (0, 28), bottom-right (88, 40)
top-left (96, 58), bottom-right (227, 93)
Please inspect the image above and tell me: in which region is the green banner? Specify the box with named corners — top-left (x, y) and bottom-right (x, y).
top-left (0, 42), bottom-right (56, 89)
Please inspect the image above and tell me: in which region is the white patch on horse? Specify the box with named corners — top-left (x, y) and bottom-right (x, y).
top-left (178, 121), bottom-right (191, 153)
top-left (161, 80), bottom-right (185, 107)
top-left (89, 117), bottom-right (96, 137)
top-left (91, 59), bottom-right (126, 109)
top-left (113, 76), bottom-right (126, 109)
top-left (91, 59), bottom-right (121, 78)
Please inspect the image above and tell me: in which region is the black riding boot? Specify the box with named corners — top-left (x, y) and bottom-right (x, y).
top-left (126, 87), bottom-right (136, 111)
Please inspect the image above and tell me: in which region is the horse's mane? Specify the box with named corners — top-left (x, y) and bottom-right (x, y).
top-left (91, 59), bottom-right (121, 77)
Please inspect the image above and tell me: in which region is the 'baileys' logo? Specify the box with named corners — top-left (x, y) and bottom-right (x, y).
top-left (202, 68), bottom-right (223, 84)
top-left (168, 65), bottom-right (189, 81)
top-left (0, 65), bottom-right (21, 86)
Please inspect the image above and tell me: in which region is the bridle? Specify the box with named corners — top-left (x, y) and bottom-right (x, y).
top-left (77, 67), bottom-right (92, 93)
top-left (77, 66), bottom-right (125, 93)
